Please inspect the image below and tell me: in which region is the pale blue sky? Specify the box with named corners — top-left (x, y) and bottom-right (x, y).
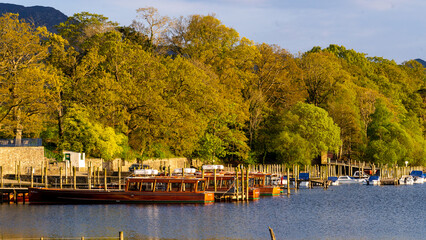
top-left (3, 0), bottom-right (426, 63)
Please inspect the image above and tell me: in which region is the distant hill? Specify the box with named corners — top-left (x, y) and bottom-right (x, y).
top-left (0, 3), bottom-right (67, 32)
top-left (415, 58), bottom-right (426, 67)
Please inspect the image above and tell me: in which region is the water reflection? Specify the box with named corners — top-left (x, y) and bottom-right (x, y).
top-left (0, 184), bottom-right (425, 239)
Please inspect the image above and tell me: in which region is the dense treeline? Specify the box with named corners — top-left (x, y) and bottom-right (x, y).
top-left (0, 9), bottom-right (425, 166)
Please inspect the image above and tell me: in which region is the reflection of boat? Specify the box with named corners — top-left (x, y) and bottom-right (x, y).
top-left (410, 171), bottom-right (424, 184)
top-left (336, 176), bottom-right (366, 184)
top-left (399, 175), bottom-right (414, 185)
top-left (363, 176), bottom-right (380, 185)
top-left (29, 177), bottom-right (215, 204)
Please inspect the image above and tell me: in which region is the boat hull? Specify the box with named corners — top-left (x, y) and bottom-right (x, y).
top-left (28, 188), bottom-right (214, 204)
top-left (259, 186), bottom-right (281, 196)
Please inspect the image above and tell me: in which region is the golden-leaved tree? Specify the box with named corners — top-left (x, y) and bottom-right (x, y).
top-left (0, 13), bottom-right (59, 138)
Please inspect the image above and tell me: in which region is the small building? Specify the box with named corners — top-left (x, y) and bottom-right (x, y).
top-left (63, 150), bottom-right (85, 170)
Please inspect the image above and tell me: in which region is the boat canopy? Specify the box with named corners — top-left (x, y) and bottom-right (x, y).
top-left (134, 169), bottom-right (158, 175)
top-left (410, 171), bottom-right (424, 177)
top-left (173, 168), bottom-right (196, 174)
top-left (202, 165), bottom-right (224, 170)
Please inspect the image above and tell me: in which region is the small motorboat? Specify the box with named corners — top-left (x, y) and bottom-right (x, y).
top-left (398, 175), bottom-right (414, 185)
top-left (410, 171), bottom-right (424, 184)
top-left (328, 177), bottom-right (339, 186)
top-left (363, 176), bottom-right (380, 185)
top-left (335, 175), bottom-right (366, 184)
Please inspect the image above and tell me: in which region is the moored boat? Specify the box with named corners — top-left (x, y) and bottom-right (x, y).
top-left (410, 171), bottom-right (424, 184)
top-left (202, 174), bottom-right (260, 200)
top-left (398, 175), bottom-right (414, 185)
top-left (29, 176), bottom-right (214, 204)
top-left (250, 173), bottom-right (281, 196)
top-left (363, 175), bottom-right (380, 185)
top-left (335, 175), bottom-right (366, 184)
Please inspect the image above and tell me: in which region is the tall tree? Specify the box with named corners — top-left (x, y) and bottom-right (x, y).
top-left (0, 13), bottom-right (59, 138)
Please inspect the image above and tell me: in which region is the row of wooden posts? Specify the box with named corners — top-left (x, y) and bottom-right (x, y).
top-left (1, 161), bottom-right (424, 190)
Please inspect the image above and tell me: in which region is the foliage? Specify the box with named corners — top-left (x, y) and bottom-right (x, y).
top-left (267, 102), bottom-right (341, 165)
top-left (0, 10), bottom-right (425, 166)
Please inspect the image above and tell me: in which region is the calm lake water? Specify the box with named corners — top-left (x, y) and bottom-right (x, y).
top-left (1, 184), bottom-right (425, 240)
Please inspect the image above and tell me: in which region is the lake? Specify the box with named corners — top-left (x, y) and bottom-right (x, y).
top-left (0, 184), bottom-right (425, 239)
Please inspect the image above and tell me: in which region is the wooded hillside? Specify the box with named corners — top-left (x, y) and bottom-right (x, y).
top-left (0, 9), bottom-right (424, 166)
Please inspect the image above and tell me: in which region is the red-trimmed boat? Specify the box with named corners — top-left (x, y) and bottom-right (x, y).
top-left (250, 173), bottom-right (281, 196)
top-left (202, 174), bottom-right (260, 200)
top-left (28, 176), bottom-right (214, 204)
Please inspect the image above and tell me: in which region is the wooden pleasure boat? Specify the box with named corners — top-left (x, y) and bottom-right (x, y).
top-left (28, 176), bottom-right (214, 204)
top-left (250, 173), bottom-right (282, 196)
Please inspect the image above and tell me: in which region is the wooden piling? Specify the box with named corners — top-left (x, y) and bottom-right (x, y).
top-left (287, 168), bottom-right (290, 195)
top-left (17, 161), bottom-right (21, 184)
top-left (0, 166), bottom-right (3, 188)
top-left (214, 168), bottom-right (217, 192)
top-left (73, 167), bottom-right (77, 190)
top-left (246, 166), bottom-right (249, 201)
top-left (235, 167), bottom-right (239, 201)
top-left (119, 231), bottom-right (124, 240)
top-left (59, 167), bottom-right (62, 189)
top-left (44, 167), bottom-right (48, 188)
top-left (269, 227), bottom-right (276, 240)
top-left (118, 165), bottom-right (121, 190)
top-left (31, 166), bottom-right (34, 188)
top-left (104, 168), bottom-right (107, 191)
top-left (41, 161), bottom-right (44, 184)
top-left (88, 166), bottom-right (92, 190)
top-left (241, 166), bottom-right (245, 201)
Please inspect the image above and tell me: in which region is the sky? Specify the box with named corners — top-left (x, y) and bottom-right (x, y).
top-left (3, 0), bottom-right (426, 63)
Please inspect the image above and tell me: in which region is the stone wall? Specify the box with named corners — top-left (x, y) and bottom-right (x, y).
top-left (0, 147), bottom-right (45, 175)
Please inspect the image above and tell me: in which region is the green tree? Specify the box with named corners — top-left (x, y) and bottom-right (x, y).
top-left (0, 13), bottom-right (59, 138)
top-left (268, 102), bottom-right (341, 165)
top-left (60, 105), bottom-right (127, 160)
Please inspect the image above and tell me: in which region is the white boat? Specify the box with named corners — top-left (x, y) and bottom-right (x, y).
top-left (173, 168), bottom-right (196, 174)
top-left (202, 165), bottom-right (224, 170)
top-left (272, 176), bottom-right (287, 186)
top-left (410, 171), bottom-right (424, 184)
top-left (399, 175), bottom-right (414, 185)
top-left (336, 176), bottom-right (366, 184)
top-left (133, 169), bottom-right (159, 175)
top-left (353, 171), bottom-right (368, 178)
top-left (363, 176), bottom-right (380, 185)
top-left (328, 177), bottom-right (339, 185)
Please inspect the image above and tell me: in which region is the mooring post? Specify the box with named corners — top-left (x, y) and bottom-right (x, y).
top-left (0, 166), bottom-right (3, 188)
top-left (41, 161), bottom-right (44, 184)
top-left (214, 168), bottom-right (217, 192)
top-left (269, 227), bottom-right (276, 240)
top-left (235, 167), bottom-right (239, 201)
top-left (16, 162), bottom-right (21, 185)
top-left (104, 168), bottom-right (107, 191)
top-left (88, 166), bottom-right (91, 190)
top-left (44, 167), bottom-right (48, 188)
top-left (287, 168), bottom-right (290, 195)
top-left (59, 167), bottom-right (62, 189)
top-left (246, 166), bottom-right (249, 201)
top-left (118, 164), bottom-right (121, 191)
top-left (119, 231), bottom-right (124, 240)
top-left (73, 166), bottom-right (77, 190)
top-left (31, 166), bottom-right (34, 188)
top-left (241, 166), bottom-right (245, 201)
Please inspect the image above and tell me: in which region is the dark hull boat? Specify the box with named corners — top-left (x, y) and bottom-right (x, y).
top-left (29, 177), bottom-right (215, 204)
